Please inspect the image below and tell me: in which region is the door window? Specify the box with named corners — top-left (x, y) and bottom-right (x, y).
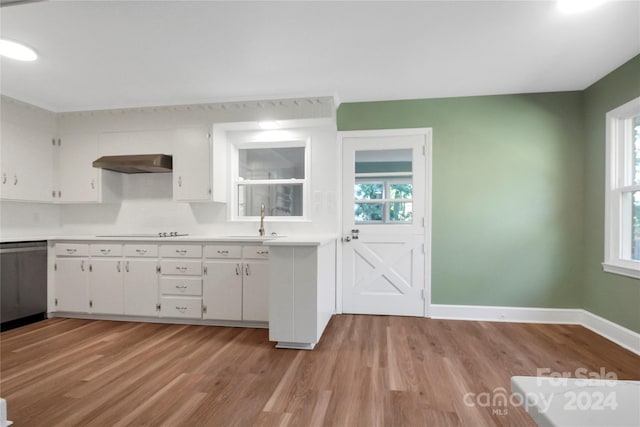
top-left (354, 149), bottom-right (413, 224)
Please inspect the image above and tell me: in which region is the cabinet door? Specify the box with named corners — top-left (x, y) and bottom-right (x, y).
top-left (242, 262), bottom-right (269, 322)
top-left (202, 261), bottom-right (242, 321)
top-left (57, 133), bottom-right (100, 202)
top-left (55, 258), bottom-right (89, 312)
top-left (0, 120), bottom-right (18, 200)
top-left (90, 259), bottom-right (124, 314)
top-left (0, 121), bottom-right (54, 201)
top-left (173, 128), bottom-right (212, 202)
top-left (123, 259), bottom-right (158, 317)
top-left (18, 125), bottom-right (54, 202)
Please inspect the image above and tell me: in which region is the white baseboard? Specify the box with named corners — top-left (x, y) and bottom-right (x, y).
top-left (429, 304), bottom-right (640, 356)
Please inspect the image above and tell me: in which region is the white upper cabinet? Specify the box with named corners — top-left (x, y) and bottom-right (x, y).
top-left (172, 127), bottom-right (214, 202)
top-left (55, 132), bottom-right (121, 203)
top-left (0, 103), bottom-right (55, 202)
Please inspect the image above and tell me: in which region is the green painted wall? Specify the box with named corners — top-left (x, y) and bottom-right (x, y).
top-left (583, 55), bottom-right (640, 332)
top-left (338, 92), bottom-right (585, 309)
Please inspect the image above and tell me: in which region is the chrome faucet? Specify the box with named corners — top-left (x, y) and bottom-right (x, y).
top-left (258, 203), bottom-right (266, 236)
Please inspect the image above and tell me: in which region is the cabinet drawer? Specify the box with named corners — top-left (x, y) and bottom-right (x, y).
top-left (203, 245), bottom-right (242, 259)
top-left (54, 243), bottom-right (89, 257)
top-left (90, 244), bottom-right (123, 257)
top-left (160, 278), bottom-right (202, 296)
top-left (123, 244), bottom-right (158, 257)
top-left (160, 260), bottom-right (202, 276)
top-left (160, 297), bottom-right (202, 319)
top-left (242, 246), bottom-right (270, 259)
top-left (160, 244), bottom-right (202, 258)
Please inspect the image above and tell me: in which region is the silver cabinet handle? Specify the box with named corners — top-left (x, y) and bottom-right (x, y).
top-left (176, 284), bottom-right (188, 290)
top-left (13, 174), bottom-right (18, 185)
top-left (2, 173), bottom-right (6, 184)
top-left (203, 266), bottom-right (208, 275)
top-left (125, 261), bottom-right (130, 272)
top-left (66, 248), bottom-right (77, 254)
top-left (176, 306), bottom-right (187, 313)
top-left (256, 250), bottom-right (269, 255)
top-left (217, 250), bottom-right (229, 255)
top-left (136, 248), bottom-right (147, 255)
top-left (80, 260), bottom-right (85, 272)
top-left (176, 266), bottom-right (188, 273)
top-left (91, 179), bottom-right (95, 189)
top-left (178, 176), bottom-right (182, 187)
top-left (117, 261), bottom-right (121, 272)
top-left (235, 264), bottom-right (240, 276)
top-left (176, 249), bottom-right (187, 255)
top-left (245, 264), bottom-right (250, 276)
top-left (100, 248), bottom-right (111, 255)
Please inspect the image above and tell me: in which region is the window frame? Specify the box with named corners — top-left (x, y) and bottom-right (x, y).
top-left (229, 136), bottom-right (310, 222)
top-left (354, 177), bottom-right (414, 224)
top-left (603, 96), bottom-right (640, 279)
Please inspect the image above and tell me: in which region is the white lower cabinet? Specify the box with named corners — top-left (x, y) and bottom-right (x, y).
top-left (242, 262), bottom-right (269, 322)
top-left (55, 257), bottom-right (89, 313)
top-left (123, 259), bottom-right (159, 317)
top-left (159, 244), bottom-right (202, 319)
top-left (90, 259), bottom-right (124, 314)
top-left (202, 261), bottom-right (242, 321)
top-left (52, 241), bottom-right (270, 324)
top-left (202, 245), bottom-right (269, 322)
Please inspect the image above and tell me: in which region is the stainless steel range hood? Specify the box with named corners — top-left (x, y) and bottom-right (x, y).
top-left (92, 154), bottom-right (173, 174)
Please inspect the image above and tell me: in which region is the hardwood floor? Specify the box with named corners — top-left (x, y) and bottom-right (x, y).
top-left (1, 315), bottom-right (639, 426)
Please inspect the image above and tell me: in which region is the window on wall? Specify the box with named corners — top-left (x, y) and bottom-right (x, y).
top-left (604, 96), bottom-right (640, 278)
top-left (233, 141), bottom-right (308, 219)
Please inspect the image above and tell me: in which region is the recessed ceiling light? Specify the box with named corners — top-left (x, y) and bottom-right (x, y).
top-left (557, 0), bottom-right (607, 13)
top-left (258, 121), bottom-right (280, 130)
top-left (0, 39), bottom-right (38, 61)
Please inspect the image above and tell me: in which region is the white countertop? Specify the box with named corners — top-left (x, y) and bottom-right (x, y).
top-left (511, 376), bottom-right (640, 427)
top-left (1, 234), bottom-right (338, 246)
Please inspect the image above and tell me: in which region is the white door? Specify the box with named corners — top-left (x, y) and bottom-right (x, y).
top-left (341, 129), bottom-right (431, 316)
top-left (242, 262), bottom-right (269, 322)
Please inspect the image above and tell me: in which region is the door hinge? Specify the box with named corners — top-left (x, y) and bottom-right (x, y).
top-left (156, 303), bottom-right (161, 311)
top-left (420, 289), bottom-right (426, 300)
top-left (203, 305), bottom-right (207, 314)
top-left (421, 243), bottom-right (425, 254)
top-left (208, 188), bottom-right (212, 195)
top-left (422, 145), bottom-right (426, 156)
top-left (89, 300), bottom-right (93, 308)
top-left (422, 217), bottom-right (425, 227)
top-left (55, 298), bottom-right (58, 306)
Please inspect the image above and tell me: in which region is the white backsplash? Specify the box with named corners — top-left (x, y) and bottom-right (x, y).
top-left (0, 202), bottom-right (62, 239)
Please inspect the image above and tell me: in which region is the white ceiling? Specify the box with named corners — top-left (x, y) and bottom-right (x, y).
top-left (1, 0), bottom-right (638, 112)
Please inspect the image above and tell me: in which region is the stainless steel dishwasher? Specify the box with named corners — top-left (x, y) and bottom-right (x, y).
top-left (1, 241), bottom-right (47, 331)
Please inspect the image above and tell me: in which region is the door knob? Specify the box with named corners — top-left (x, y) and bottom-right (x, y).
top-left (343, 235), bottom-right (352, 242)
